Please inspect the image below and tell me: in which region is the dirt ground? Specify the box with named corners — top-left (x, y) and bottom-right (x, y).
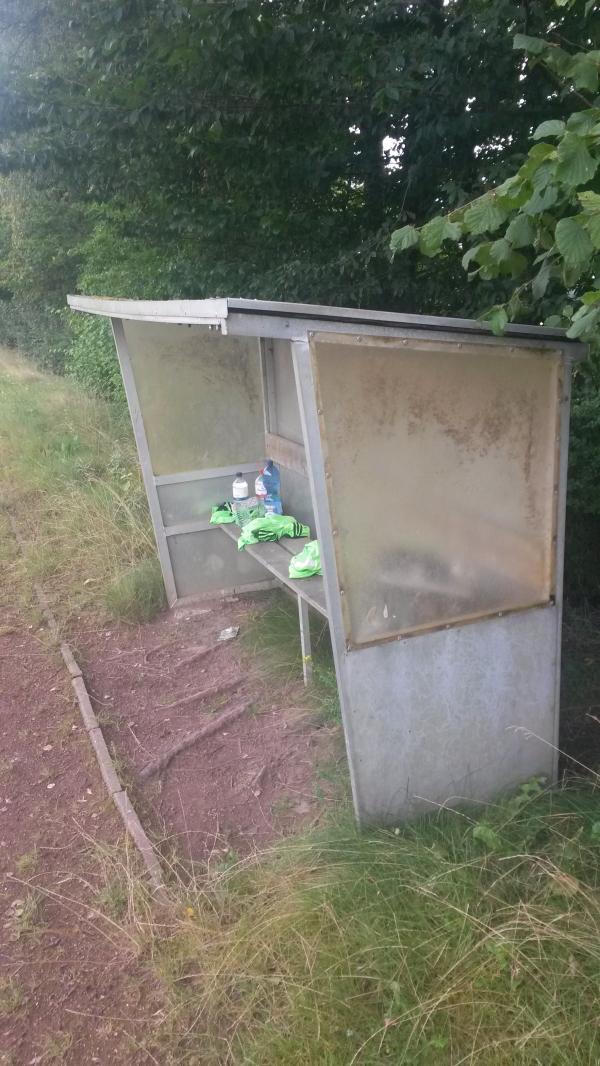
top-left (0, 603), bottom-right (162, 1065)
top-left (0, 577), bottom-right (341, 1063)
top-left (74, 591), bottom-right (341, 867)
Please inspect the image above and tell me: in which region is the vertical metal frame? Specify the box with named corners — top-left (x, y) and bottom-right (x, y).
top-left (259, 337), bottom-right (277, 436)
top-left (550, 353), bottom-right (573, 777)
top-left (292, 337), bottom-right (363, 817)
top-left (111, 317), bottom-right (178, 606)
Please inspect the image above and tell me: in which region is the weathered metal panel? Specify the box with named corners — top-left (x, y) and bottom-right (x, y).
top-left (110, 318), bottom-right (178, 606)
top-left (279, 465), bottom-right (315, 531)
top-left (168, 527), bottom-right (267, 598)
top-left (271, 339), bottom-right (303, 442)
top-left (310, 331), bottom-right (561, 645)
top-left (122, 320), bottom-right (265, 476)
top-left (157, 470), bottom-right (260, 526)
top-left (341, 605), bottom-right (559, 823)
top-left (264, 433), bottom-right (307, 477)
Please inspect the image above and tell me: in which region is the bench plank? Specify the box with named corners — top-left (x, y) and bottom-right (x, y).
top-left (219, 525), bottom-right (328, 617)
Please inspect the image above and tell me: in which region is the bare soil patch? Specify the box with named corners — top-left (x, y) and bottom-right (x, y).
top-left (0, 603), bottom-right (161, 1065)
top-left (73, 591), bottom-right (343, 867)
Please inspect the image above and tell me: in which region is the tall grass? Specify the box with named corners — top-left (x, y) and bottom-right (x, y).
top-left (113, 778), bottom-right (600, 1065)
top-left (242, 591), bottom-right (341, 724)
top-left (0, 347), bottom-right (164, 624)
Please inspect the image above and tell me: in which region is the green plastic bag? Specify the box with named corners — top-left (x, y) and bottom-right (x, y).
top-left (238, 513), bottom-right (309, 550)
top-left (289, 540), bottom-right (322, 578)
top-left (210, 501), bottom-right (236, 524)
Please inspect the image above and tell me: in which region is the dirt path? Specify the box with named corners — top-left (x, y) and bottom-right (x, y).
top-left (0, 602), bottom-right (161, 1065)
top-left (74, 591), bottom-right (342, 867)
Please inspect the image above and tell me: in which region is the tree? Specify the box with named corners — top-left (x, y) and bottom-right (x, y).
top-left (390, 1), bottom-right (600, 355)
top-left (0, 0), bottom-right (593, 313)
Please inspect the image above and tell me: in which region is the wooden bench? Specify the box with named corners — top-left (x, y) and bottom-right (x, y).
top-left (219, 524), bottom-right (327, 685)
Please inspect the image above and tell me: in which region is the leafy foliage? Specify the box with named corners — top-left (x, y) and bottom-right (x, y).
top-left (0, 0), bottom-right (593, 330)
top-left (390, 8), bottom-right (600, 352)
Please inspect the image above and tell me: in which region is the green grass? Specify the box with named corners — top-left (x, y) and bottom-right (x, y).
top-left (0, 348), bottom-right (164, 625)
top-left (103, 557), bottom-right (165, 623)
top-left (242, 591), bottom-right (341, 724)
top-left (129, 778), bottom-right (600, 1064)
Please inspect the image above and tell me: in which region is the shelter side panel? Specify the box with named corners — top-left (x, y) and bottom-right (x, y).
top-left (341, 606), bottom-right (558, 823)
top-left (310, 332), bottom-right (561, 644)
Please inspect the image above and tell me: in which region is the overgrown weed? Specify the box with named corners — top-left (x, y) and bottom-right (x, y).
top-left (0, 350), bottom-right (164, 624)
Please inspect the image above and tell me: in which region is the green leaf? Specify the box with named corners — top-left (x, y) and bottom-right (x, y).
top-left (555, 216), bottom-right (594, 276)
top-left (513, 33), bottom-right (546, 55)
top-left (472, 823), bottom-right (503, 850)
top-left (523, 185), bottom-right (558, 215)
top-left (533, 119), bottom-right (566, 141)
top-left (506, 214), bottom-right (535, 248)
top-left (485, 241), bottom-right (527, 277)
top-left (390, 225), bottom-right (419, 253)
top-left (487, 307), bottom-right (509, 335)
top-left (567, 306), bottom-right (600, 338)
top-left (567, 110), bottom-right (600, 134)
top-left (463, 195), bottom-right (507, 236)
top-left (568, 55), bottom-right (599, 93)
top-left (556, 133), bottom-right (598, 187)
top-left (418, 216), bottom-right (462, 257)
top-left (489, 238), bottom-right (512, 264)
top-left (577, 190), bottom-right (600, 246)
top-left (496, 177), bottom-right (531, 210)
top-left (532, 258), bottom-right (552, 301)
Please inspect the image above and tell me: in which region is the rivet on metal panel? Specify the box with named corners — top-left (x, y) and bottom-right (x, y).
top-left (339, 588), bottom-right (345, 596)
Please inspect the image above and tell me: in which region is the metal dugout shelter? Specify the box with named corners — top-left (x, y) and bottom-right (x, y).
top-left (67, 294), bottom-right (584, 824)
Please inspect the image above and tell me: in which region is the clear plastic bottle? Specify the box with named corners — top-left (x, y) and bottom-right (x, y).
top-left (232, 472), bottom-right (256, 527)
top-left (255, 470), bottom-right (267, 503)
top-left (262, 460), bottom-right (283, 515)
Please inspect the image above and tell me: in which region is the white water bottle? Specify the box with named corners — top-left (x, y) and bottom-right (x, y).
top-left (232, 473), bottom-right (251, 526)
top-left (232, 473), bottom-right (248, 500)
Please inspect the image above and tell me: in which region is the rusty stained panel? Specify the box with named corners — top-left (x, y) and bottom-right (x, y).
top-left (310, 332), bottom-right (561, 645)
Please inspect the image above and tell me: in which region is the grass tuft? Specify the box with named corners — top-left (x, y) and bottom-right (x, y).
top-left (103, 558), bottom-right (166, 623)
